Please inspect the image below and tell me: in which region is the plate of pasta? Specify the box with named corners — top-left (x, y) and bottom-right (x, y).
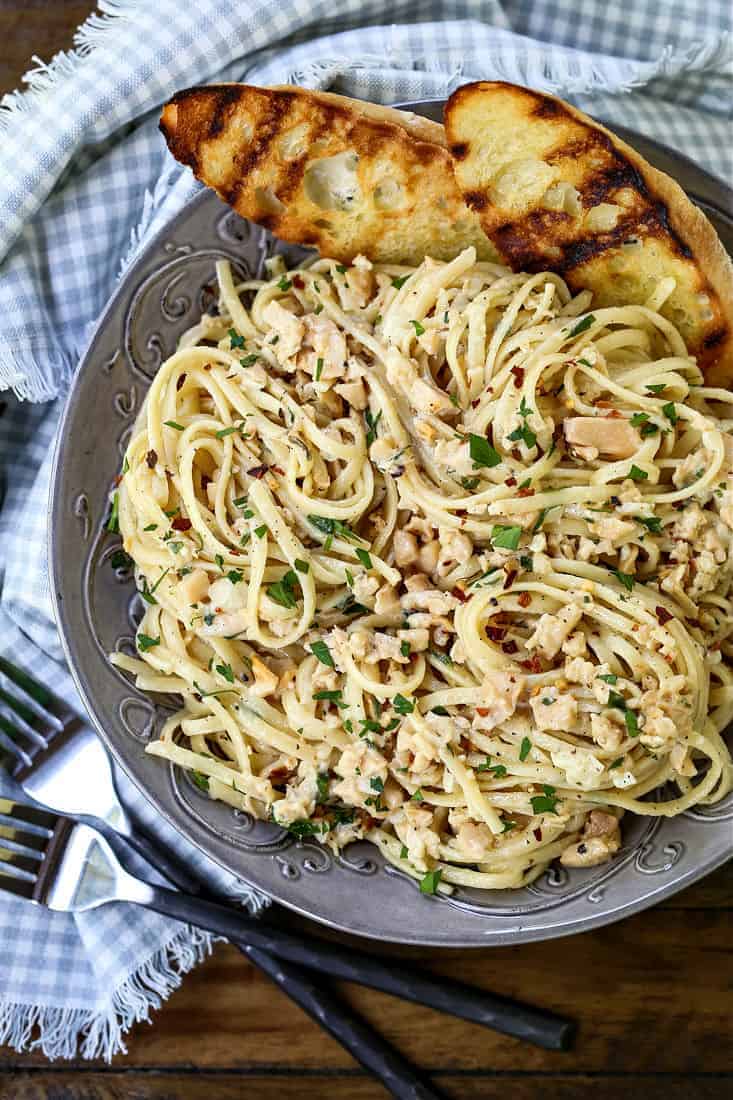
top-left (49, 93), bottom-right (733, 945)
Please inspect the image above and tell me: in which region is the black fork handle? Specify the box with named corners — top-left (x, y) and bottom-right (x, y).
top-left (244, 946), bottom-right (447, 1100)
top-left (136, 883), bottom-right (574, 1051)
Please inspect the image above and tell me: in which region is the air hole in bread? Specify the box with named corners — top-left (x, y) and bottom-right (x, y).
top-left (278, 124), bottom-right (309, 160)
top-left (255, 187), bottom-right (285, 214)
top-left (542, 182), bottom-right (581, 217)
top-left (584, 203), bottom-right (621, 233)
top-left (373, 178), bottom-right (403, 210)
top-left (492, 158), bottom-right (555, 206)
top-left (304, 152), bottom-right (361, 211)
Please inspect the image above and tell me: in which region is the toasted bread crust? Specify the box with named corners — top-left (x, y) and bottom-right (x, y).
top-left (160, 84), bottom-right (495, 266)
top-left (446, 81), bottom-right (733, 382)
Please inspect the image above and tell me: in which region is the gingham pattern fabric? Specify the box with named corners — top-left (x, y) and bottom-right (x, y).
top-left (0, 0), bottom-right (730, 1063)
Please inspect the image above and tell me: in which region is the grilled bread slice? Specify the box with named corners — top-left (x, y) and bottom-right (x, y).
top-left (160, 84), bottom-right (497, 266)
top-left (445, 81), bottom-right (733, 382)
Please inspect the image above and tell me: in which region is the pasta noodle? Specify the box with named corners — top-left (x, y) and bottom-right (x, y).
top-left (110, 247), bottom-right (733, 895)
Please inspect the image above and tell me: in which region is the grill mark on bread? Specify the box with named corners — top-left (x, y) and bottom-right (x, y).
top-left (207, 84), bottom-right (243, 138)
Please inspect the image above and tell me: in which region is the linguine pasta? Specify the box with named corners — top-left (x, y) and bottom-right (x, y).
top-left (110, 247), bottom-right (733, 894)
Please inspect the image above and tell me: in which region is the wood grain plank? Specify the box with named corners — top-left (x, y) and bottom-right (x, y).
top-left (2, 906), bottom-right (731, 1074)
top-left (0, 1), bottom-right (96, 97)
top-left (4, 1073), bottom-right (731, 1100)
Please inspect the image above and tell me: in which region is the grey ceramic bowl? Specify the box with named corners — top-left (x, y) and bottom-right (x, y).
top-left (49, 102), bottom-right (733, 946)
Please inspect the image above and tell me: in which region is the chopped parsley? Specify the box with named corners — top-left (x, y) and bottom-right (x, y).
top-left (393, 694), bottom-right (414, 715)
top-left (365, 408), bottom-right (382, 447)
top-left (491, 524), bottom-right (522, 551)
top-left (628, 465), bottom-right (648, 481)
top-left (107, 492), bottom-right (120, 533)
top-left (612, 569), bottom-right (635, 592)
top-left (315, 357), bottom-right (324, 382)
top-left (530, 785), bottom-right (559, 815)
top-left (431, 706), bottom-right (450, 716)
top-left (308, 515), bottom-right (363, 543)
top-left (636, 515), bottom-right (662, 534)
top-left (110, 548), bottom-right (132, 570)
top-left (400, 640), bottom-right (411, 658)
top-left (276, 276), bottom-right (292, 292)
top-left (239, 354), bottom-right (259, 368)
top-left (316, 773), bottom-right (330, 802)
top-left (630, 412), bottom-right (649, 428)
top-left (215, 662), bottom-right (235, 683)
top-left (216, 424), bottom-right (241, 439)
top-left (355, 547), bottom-right (372, 569)
top-left (662, 402), bottom-right (678, 425)
top-left (400, 844), bottom-right (409, 859)
top-left (191, 771), bottom-right (210, 792)
top-left (461, 476), bottom-right (480, 491)
top-left (294, 558), bottom-right (310, 574)
top-left (599, 673), bottom-right (618, 684)
top-left (310, 640), bottom-right (335, 668)
top-left (164, 420), bottom-right (184, 431)
top-left (228, 328), bottom-right (245, 349)
top-left (226, 570), bottom-right (243, 584)
top-left (419, 869), bottom-right (442, 895)
top-left (410, 319), bottom-right (425, 337)
top-left (391, 275), bottom-right (410, 289)
top-left (519, 736), bottom-right (532, 762)
top-left (624, 709), bottom-right (640, 737)
top-left (411, 788), bottom-right (424, 802)
top-left (137, 633), bottom-right (160, 652)
top-left (646, 383), bottom-right (666, 394)
top-left (314, 690), bottom-right (344, 705)
top-left (507, 397), bottom-right (536, 449)
top-left (266, 569), bottom-right (301, 609)
top-left (501, 820), bottom-right (517, 833)
top-left (254, 524), bottom-right (267, 538)
top-left (567, 314), bottom-right (595, 338)
top-left (469, 434), bottom-right (501, 469)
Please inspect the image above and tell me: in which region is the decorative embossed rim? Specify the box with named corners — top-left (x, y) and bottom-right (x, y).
top-left (49, 104), bottom-right (733, 946)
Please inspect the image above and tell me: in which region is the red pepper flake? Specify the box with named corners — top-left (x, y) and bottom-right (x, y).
top-left (476, 707), bottom-right (490, 717)
top-left (511, 448), bottom-right (522, 462)
top-left (146, 449), bottom-right (157, 469)
top-left (517, 487), bottom-right (535, 498)
top-left (247, 465), bottom-right (269, 479)
top-left (655, 606), bottom-right (673, 625)
top-left (520, 656), bottom-right (543, 674)
top-left (273, 465), bottom-right (286, 476)
top-left (201, 473), bottom-right (212, 490)
top-left (171, 516), bottom-right (192, 531)
top-left (471, 398), bottom-right (480, 408)
top-left (533, 827), bottom-right (543, 842)
top-left (230, 548), bottom-right (242, 556)
top-left (114, 474), bottom-right (123, 487)
top-left (595, 400), bottom-right (614, 409)
top-left (176, 373), bottom-right (187, 391)
top-left (486, 626), bottom-right (507, 642)
top-left (503, 569), bottom-right (517, 590)
top-left (203, 363), bottom-right (212, 371)
top-left (451, 585), bottom-right (468, 603)
top-left (518, 591), bottom-right (532, 608)
top-left (292, 274), bottom-right (305, 289)
top-left (511, 365), bottom-right (525, 389)
top-left (502, 640), bottom-right (518, 654)
top-left (505, 476), bottom-right (517, 488)
top-left (606, 410), bottom-right (623, 419)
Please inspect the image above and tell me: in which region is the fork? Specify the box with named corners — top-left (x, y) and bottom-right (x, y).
top-left (1, 801), bottom-right (576, 1049)
top-left (0, 659), bottom-right (574, 1052)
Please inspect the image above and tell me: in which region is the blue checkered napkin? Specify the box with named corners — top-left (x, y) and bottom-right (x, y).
top-left (0, 0), bottom-right (730, 1064)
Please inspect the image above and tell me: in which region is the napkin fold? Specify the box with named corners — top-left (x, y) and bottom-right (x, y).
top-left (0, 0), bottom-right (730, 1062)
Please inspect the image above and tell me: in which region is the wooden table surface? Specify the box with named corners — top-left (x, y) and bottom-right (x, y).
top-left (1, 5), bottom-right (731, 1099)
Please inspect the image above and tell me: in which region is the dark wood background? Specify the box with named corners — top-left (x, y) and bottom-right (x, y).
top-left (0, 5), bottom-right (731, 1098)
